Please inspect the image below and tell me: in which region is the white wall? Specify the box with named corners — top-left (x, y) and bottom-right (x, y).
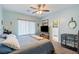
top-left (3, 9), bottom-right (41, 36)
top-left (41, 5), bottom-right (79, 42)
top-left (0, 5), bottom-right (3, 34)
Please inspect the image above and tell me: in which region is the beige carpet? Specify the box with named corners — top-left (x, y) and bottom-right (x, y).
top-left (51, 39), bottom-right (77, 54)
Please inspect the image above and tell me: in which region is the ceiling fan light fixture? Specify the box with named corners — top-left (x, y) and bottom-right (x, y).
top-left (36, 11), bottom-right (43, 14)
top-left (30, 4), bottom-right (50, 15)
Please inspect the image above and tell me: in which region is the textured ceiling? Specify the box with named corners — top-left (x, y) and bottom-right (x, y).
top-left (2, 4), bottom-right (79, 18)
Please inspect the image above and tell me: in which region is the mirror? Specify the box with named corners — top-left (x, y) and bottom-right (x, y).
top-left (68, 17), bottom-right (77, 29)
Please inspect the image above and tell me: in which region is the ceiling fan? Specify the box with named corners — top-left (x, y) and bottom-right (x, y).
top-left (30, 4), bottom-right (50, 14)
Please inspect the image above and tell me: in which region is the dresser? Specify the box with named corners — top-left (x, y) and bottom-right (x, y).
top-left (61, 34), bottom-right (78, 51)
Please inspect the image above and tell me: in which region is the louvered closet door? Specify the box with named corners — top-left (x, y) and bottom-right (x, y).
top-left (18, 20), bottom-right (36, 35)
top-left (28, 22), bottom-right (36, 34)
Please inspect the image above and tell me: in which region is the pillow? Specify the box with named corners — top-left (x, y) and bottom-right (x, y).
top-left (1, 34), bottom-right (8, 39)
top-left (1, 36), bottom-right (20, 49)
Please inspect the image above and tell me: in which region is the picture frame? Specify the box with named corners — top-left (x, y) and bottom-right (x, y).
top-left (68, 17), bottom-right (77, 29)
top-left (42, 19), bottom-right (48, 26)
top-left (53, 19), bottom-right (59, 28)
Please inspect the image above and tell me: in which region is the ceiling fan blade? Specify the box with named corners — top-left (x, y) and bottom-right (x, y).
top-left (30, 7), bottom-right (37, 9)
top-left (38, 4), bottom-right (41, 9)
top-left (42, 10), bottom-right (50, 12)
top-left (32, 11), bottom-right (37, 14)
top-left (38, 4), bottom-right (41, 7)
top-left (42, 4), bottom-right (46, 8)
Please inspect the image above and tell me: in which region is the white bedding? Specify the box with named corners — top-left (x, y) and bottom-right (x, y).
top-left (10, 35), bottom-right (50, 54)
top-left (17, 35), bottom-right (49, 49)
top-left (1, 35), bottom-right (20, 49)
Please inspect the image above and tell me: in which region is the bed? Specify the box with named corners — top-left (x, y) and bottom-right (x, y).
top-left (0, 35), bottom-right (55, 54)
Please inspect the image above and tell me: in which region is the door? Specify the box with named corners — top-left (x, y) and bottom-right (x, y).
top-left (18, 20), bottom-right (36, 35)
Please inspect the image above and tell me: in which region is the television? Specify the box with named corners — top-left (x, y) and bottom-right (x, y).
top-left (41, 26), bottom-right (48, 32)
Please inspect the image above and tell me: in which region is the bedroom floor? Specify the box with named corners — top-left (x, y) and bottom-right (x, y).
top-left (51, 38), bottom-right (77, 54)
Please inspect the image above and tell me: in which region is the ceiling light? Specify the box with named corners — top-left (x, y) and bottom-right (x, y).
top-left (36, 11), bottom-right (43, 14)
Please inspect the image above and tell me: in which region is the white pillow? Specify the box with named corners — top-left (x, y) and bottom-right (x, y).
top-left (2, 36), bottom-right (20, 49)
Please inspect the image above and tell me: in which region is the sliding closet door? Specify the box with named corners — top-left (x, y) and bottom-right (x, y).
top-left (18, 20), bottom-right (36, 35)
top-left (28, 22), bottom-right (36, 34)
top-left (18, 20), bottom-right (29, 35)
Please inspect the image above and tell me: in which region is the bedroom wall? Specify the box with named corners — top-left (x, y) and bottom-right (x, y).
top-left (41, 5), bottom-right (79, 42)
top-left (0, 5), bottom-right (3, 34)
top-left (3, 9), bottom-right (41, 36)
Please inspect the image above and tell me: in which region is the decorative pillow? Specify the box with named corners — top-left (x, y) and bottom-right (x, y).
top-left (1, 36), bottom-right (20, 49)
top-left (1, 34), bottom-right (8, 39)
